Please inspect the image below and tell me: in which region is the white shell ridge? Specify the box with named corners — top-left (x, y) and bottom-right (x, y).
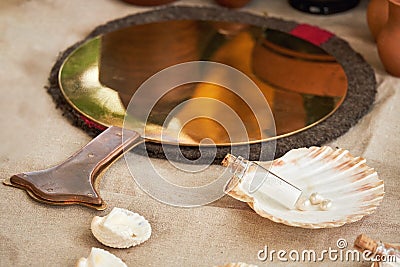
top-left (91, 207), bottom-right (151, 248)
top-left (76, 247), bottom-right (127, 267)
top-left (225, 146), bottom-right (385, 228)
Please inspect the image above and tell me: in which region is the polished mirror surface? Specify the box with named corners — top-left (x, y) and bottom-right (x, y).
top-left (59, 19), bottom-right (347, 145)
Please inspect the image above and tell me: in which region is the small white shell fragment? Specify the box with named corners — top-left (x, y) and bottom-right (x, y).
top-left (91, 207), bottom-right (151, 249)
top-left (76, 247), bottom-right (127, 267)
top-left (320, 199), bottom-right (333, 211)
top-left (309, 192), bottom-right (324, 205)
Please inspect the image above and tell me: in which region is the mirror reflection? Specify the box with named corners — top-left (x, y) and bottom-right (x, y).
top-left (60, 19), bottom-right (347, 145)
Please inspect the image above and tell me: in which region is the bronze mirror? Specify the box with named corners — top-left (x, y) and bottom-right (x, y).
top-left (7, 7), bottom-right (375, 209)
top-left (59, 19), bottom-right (347, 148)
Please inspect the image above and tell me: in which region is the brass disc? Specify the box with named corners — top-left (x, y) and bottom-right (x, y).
top-left (59, 19), bottom-right (347, 146)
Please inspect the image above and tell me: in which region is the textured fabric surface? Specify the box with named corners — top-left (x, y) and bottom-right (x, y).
top-left (0, 0), bottom-right (399, 266)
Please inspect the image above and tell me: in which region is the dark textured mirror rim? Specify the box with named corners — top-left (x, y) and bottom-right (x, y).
top-left (47, 6), bottom-right (376, 161)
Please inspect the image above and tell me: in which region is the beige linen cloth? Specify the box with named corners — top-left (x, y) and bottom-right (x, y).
top-left (0, 0), bottom-right (399, 266)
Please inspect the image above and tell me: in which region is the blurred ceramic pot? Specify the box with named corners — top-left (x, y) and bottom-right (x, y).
top-left (367, 0), bottom-right (389, 40)
top-left (377, 0), bottom-right (400, 77)
top-left (121, 0), bottom-right (177, 6)
top-left (214, 0), bottom-right (251, 8)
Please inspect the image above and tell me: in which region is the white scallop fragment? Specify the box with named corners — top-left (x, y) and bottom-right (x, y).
top-left (91, 207), bottom-right (151, 248)
top-left (76, 247), bottom-right (127, 267)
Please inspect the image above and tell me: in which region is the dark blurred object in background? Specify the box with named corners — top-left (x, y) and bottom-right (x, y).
top-left (121, 0), bottom-right (177, 6)
top-left (214, 0), bottom-right (252, 8)
top-left (288, 0), bottom-right (360, 15)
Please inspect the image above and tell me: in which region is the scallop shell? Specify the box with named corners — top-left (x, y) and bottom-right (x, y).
top-left (225, 146), bottom-right (385, 228)
top-left (76, 247), bottom-right (127, 267)
top-left (91, 207), bottom-right (151, 248)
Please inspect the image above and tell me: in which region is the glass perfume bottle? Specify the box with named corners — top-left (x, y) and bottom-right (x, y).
top-left (223, 154), bottom-right (303, 210)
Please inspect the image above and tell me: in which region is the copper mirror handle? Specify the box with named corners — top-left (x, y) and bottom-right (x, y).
top-left (6, 126), bottom-right (143, 210)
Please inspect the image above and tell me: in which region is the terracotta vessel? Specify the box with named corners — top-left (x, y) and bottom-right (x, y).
top-left (251, 30), bottom-right (347, 98)
top-left (377, 0), bottom-right (400, 77)
top-left (120, 0), bottom-right (177, 6)
top-left (214, 0), bottom-right (251, 8)
top-left (367, 0), bottom-right (389, 40)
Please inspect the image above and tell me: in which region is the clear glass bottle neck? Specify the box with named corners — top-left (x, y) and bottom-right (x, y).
top-left (223, 154), bottom-right (251, 180)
